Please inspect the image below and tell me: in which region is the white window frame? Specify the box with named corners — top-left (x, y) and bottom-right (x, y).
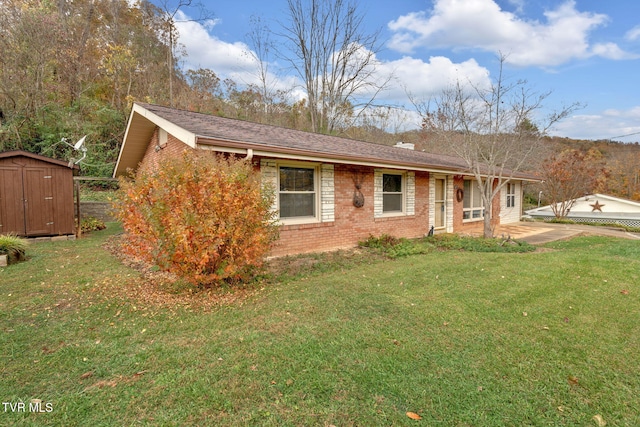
top-left (463, 179), bottom-right (484, 221)
top-left (374, 169), bottom-right (415, 218)
top-left (382, 172), bottom-right (405, 214)
top-left (506, 182), bottom-right (516, 208)
top-left (277, 162), bottom-right (320, 225)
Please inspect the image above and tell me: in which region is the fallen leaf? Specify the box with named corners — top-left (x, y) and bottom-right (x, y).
top-left (132, 370), bottom-right (147, 378)
top-left (80, 371), bottom-right (93, 379)
top-left (621, 289), bottom-right (629, 295)
top-left (393, 339), bottom-right (400, 346)
top-left (522, 312), bottom-right (528, 317)
top-left (406, 411), bottom-right (422, 420)
top-left (592, 414), bottom-right (606, 426)
top-left (567, 375), bottom-right (579, 386)
top-left (542, 326), bottom-right (550, 330)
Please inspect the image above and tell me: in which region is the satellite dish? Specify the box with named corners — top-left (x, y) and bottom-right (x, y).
top-left (61, 135), bottom-right (88, 165)
top-left (74, 135), bottom-right (87, 150)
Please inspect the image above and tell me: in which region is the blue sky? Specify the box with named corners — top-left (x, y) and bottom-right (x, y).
top-left (166, 0), bottom-right (640, 142)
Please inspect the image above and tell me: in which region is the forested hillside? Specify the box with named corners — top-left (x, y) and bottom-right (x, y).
top-left (1, 0), bottom-right (638, 201)
top-left (0, 0), bottom-right (312, 176)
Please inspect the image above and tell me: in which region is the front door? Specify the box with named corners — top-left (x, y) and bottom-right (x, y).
top-left (435, 178), bottom-right (446, 229)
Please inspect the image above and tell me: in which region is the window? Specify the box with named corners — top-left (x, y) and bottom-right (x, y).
top-left (382, 173), bottom-right (403, 213)
top-left (278, 165), bottom-right (317, 220)
top-left (463, 180), bottom-right (484, 220)
top-left (506, 183), bottom-right (516, 208)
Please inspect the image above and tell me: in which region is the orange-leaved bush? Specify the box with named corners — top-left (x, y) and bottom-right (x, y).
top-left (114, 151), bottom-right (279, 286)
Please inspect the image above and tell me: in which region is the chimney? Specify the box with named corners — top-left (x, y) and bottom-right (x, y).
top-left (394, 141), bottom-right (415, 150)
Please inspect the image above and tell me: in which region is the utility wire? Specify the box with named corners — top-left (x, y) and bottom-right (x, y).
top-left (607, 131), bottom-right (640, 140)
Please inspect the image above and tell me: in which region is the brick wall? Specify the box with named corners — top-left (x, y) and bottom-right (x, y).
top-left (75, 202), bottom-right (115, 222)
top-left (131, 128), bottom-right (520, 255)
top-left (270, 164), bottom-right (431, 256)
top-left (138, 128), bottom-right (192, 173)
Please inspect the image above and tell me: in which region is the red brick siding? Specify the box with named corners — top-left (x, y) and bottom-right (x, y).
top-left (134, 132), bottom-right (510, 255)
top-left (138, 129), bottom-right (193, 174)
top-left (270, 164), bottom-right (431, 256)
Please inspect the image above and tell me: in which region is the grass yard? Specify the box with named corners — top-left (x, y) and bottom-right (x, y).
top-left (1, 225), bottom-right (639, 426)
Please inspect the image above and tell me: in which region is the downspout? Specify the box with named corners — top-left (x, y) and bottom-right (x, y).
top-left (246, 148), bottom-right (254, 161)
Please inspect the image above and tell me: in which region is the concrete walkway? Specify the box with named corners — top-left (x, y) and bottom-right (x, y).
top-left (489, 221), bottom-right (640, 245)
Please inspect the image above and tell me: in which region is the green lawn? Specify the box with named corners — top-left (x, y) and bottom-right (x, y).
top-left (1, 225), bottom-right (639, 426)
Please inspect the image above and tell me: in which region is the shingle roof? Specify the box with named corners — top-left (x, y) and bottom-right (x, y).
top-left (115, 103), bottom-right (537, 180)
top-left (138, 103), bottom-right (471, 171)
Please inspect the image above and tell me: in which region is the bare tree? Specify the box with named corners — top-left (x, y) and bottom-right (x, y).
top-left (278, 0), bottom-right (389, 134)
top-left (416, 54), bottom-right (582, 237)
top-left (542, 148), bottom-right (608, 218)
top-left (156, 0), bottom-right (211, 107)
top-left (246, 15), bottom-right (281, 117)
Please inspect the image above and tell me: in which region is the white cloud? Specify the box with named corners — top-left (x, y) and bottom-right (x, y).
top-left (173, 14), bottom-right (491, 111)
top-left (625, 25), bottom-right (640, 41)
top-left (378, 55), bottom-right (491, 101)
top-left (549, 107), bottom-right (640, 141)
top-left (175, 16), bottom-right (254, 74)
top-left (386, 0), bottom-right (630, 67)
top-left (591, 43), bottom-right (639, 60)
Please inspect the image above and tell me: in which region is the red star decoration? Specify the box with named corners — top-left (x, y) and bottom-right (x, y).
top-left (590, 200), bottom-right (605, 212)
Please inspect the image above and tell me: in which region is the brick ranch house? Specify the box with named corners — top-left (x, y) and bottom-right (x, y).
top-left (113, 103), bottom-right (534, 256)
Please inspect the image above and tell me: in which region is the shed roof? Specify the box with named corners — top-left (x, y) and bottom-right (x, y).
top-left (113, 103), bottom-right (537, 181)
top-left (0, 150), bottom-right (80, 171)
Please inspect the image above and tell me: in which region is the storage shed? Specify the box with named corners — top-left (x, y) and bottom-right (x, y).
top-left (0, 150), bottom-right (78, 236)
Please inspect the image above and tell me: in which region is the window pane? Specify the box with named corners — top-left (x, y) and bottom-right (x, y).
top-left (435, 179), bottom-right (444, 200)
top-left (463, 180), bottom-right (471, 209)
top-left (280, 167), bottom-right (314, 191)
top-left (383, 174), bottom-right (402, 192)
top-left (280, 193), bottom-right (315, 218)
top-left (383, 194), bottom-right (402, 212)
top-left (473, 183), bottom-right (482, 207)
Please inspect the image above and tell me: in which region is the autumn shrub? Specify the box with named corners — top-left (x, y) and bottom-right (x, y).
top-left (113, 151), bottom-right (279, 286)
top-left (79, 216), bottom-right (107, 233)
top-left (358, 234), bottom-right (434, 258)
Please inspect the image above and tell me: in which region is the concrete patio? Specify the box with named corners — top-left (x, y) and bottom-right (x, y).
top-left (474, 221), bottom-right (640, 245)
